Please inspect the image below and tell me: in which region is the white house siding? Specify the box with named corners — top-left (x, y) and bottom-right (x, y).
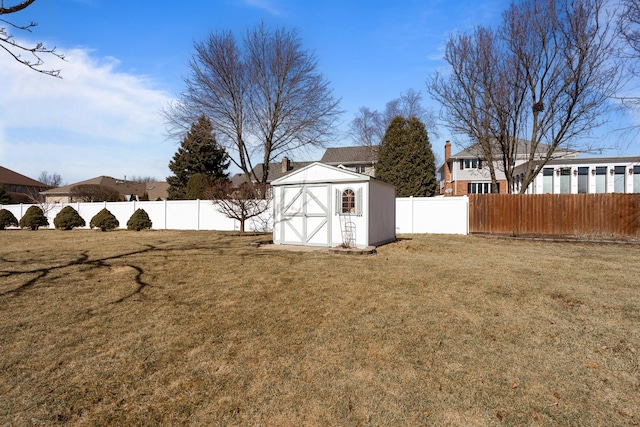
top-left (517, 160), bottom-right (640, 194)
top-left (452, 161), bottom-right (507, 182)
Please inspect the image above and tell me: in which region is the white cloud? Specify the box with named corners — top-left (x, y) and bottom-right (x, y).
top-left (0, 41), bottom-right (176, 183)
top-left (242, 0), bottom-right (282, 16)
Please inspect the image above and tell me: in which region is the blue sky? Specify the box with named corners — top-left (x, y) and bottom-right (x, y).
top-left (1, 0), bottom-right (637, 184)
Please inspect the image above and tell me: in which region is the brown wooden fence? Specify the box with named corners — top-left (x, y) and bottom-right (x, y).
top-left (469, 194), bottom-right (640, 238)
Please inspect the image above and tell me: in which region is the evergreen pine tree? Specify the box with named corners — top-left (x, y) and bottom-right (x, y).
top-left (186, 173), bottom-right (211, 200)
top-left (375, 116), bottom-right (436, 197)
top-left (167, 115), bottom-right (230, 200)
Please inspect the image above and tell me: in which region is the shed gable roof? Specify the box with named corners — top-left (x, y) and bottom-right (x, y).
top-left (270, 162), bottom-right (375, 186)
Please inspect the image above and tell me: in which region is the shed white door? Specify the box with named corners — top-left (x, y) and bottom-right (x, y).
top-left (280, 185), bottom-right (330, 245)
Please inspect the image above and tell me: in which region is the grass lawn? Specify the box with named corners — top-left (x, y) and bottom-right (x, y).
top-left (1, 230), bottom-right (639, 426)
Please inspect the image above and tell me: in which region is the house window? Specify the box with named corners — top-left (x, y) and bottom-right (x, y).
top-left (595, 166), bottom-right (607, 193)
top-left (354, 165), bottom-right (366, 174)
top-left (577, 167), bottom-right (589, 193)
top-left (342, 189), bottom-right (355, 213)
top-left (559, 168), bottom-right (571, 194)
top-left (467, 182), bottom-right (499, 194)
top-left (613, 166), bottom-right (626, 193)
top-left (543, 168), bottom-right (554, 194)
top-left (460, 158), bottom-right (481, 170)
top-left (634, 166), bottom-right (640, 193)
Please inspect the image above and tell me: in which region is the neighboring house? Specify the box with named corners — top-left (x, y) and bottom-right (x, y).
top-left (514, 156), bottom-right (640, 194)
top-left (41, 176), bottom-right (169, 203)
top-left (0, 165), bottom-right (50, 203)
top-left (232, 146), bottom-right (379, 187)
top-left (230, 157), bottom-right (314, 187)
top-left (319, 145), bottom-right (378, 176)
top-left (438, 140), bottom-right (579, 196)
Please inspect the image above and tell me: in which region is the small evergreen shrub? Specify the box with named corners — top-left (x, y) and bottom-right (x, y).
top-left (19, 206), bottom-right (49, 230)
top-left (90, 208), bottom-right (119, 231)
top-left (54, 206), bottom-right (86, 230)
top-left (0, 185), bottom-right (10, 204)
top-left (127, 208), bottom-right (152, 231)
top-left (0, 209), bottom-right (18, 230)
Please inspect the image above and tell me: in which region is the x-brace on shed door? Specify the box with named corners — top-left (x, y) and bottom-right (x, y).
top-left (280, 184), bottom-right (330, 245)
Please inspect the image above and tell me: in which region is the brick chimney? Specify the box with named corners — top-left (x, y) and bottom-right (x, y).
top-left (282, 157), bottom-right (291, 173)
top-left (443, 141), bottom-right (452, 196)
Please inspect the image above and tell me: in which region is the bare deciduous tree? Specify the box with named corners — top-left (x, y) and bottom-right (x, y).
top-left (37, 170), bottom-right (63, 187)
top-left (428, 0), bottom-right (622, 193)
top-left (70, 184), bottom-right (120, 202)
top-left (617, 0), bottom-right (640, 131)
top-left (206, 181), bottom-right (270, 233)
top-left (619, 0), bottom-right (640, 57)
top-left (0, 0), bottom-right (64, 77)
top-left (164, 23), bottom-right (341, 187)
top-left (349, 89), bottom-right (438, 150)
top-left (428, 27), bottom-right (510, 192)
top-left (128, 176), bottom-right (158, 184)
top-left (506, 0), bottom-right (621, 191)
top-left (429, 26), bottom-right (530, 193)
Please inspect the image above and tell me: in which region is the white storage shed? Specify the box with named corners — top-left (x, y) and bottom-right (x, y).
top-left (271, 162), bottom-right (396, 248)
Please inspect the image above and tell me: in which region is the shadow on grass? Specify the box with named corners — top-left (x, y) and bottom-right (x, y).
top-left (0, 246), bottom-right (157, 304)
top-left (0, 236), bottom-right (286, 308)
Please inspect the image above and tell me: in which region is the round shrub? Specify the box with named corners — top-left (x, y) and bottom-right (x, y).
top-left (90, 208), bottom-right (119, 231)
top-left (19, 206), bottom-right (49, 230)
top-left (54, 206), bottom-right (86, 230)
top-left (127, 208), bottom-right (152, 231)
top-left (0, 209), bottom-right (18, 230)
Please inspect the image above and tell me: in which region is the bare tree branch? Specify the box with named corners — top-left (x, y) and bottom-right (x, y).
top-left (206, 181), bottom-right (271, 232)
top-left (428, 0), bottom-right (622, 193)
top-left (349, 89), bottom-right (438, 150)
top-left (0, 0), bottom-right (65, 77)
top-left (164, 23), bottom-right (342, 186)
top-left (37, 171), bottom-right (63, 187)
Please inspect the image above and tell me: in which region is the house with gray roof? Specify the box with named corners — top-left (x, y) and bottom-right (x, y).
top-left (230, 157), bottom-right (314, 187)
top-left (438, 140), bottom-right (579, 196)
top-left (320, 145), bottom-right (378, 176)
top-left (231, 146), bottom-right (380, 187)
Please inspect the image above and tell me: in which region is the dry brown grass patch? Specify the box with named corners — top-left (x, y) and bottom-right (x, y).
top-left (1, 230), bottom-right (639, 425)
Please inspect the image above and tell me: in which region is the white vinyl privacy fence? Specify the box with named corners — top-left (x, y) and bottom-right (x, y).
top-left (1, 196), bottom-right (468, 234)
top-left (395, 196), bottom-right (468, 234)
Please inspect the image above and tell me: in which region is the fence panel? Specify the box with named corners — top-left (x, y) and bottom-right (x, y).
top-left (469, 194), bottom-right (640, 238)
top-left (6, 195), bottom-right (639, 238)
top-left (395, 196), bottom-right (468, 234)
top-left (2, 197), bottom-right (471, 234)
top-left (0, 200), bottom-right (254, 231)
